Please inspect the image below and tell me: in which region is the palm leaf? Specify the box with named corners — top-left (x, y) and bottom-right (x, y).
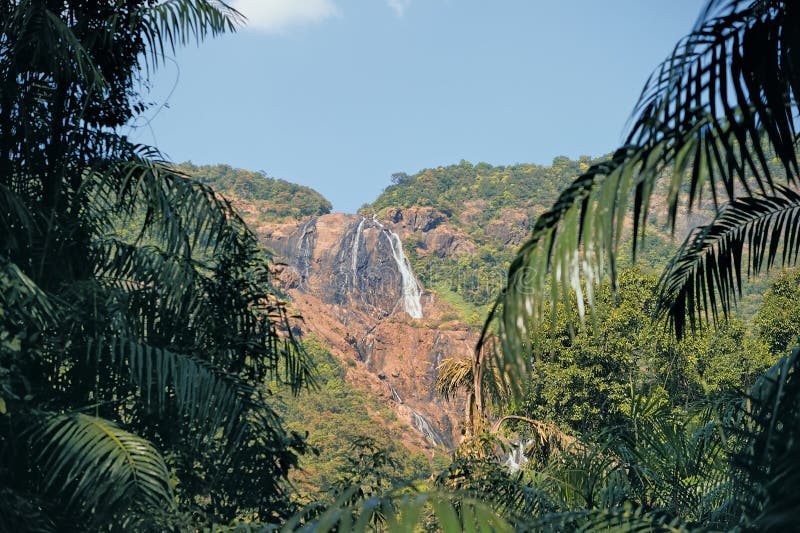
top-left (91, 236), bottom-right (312, 391)
top-left (84, 158), bottom-right (313, 391)
top-left (28, 413), bottom-right (173, 518)
top-left (88, 338), bottom-right (261, 443)
top-left (523, 505), bottom-right (691, 532)
top-left (436, 357), bottom-right (474, 402)
top-left (0, 258), bottom-right (54, 327)
top-left (658, 185), bottom-right (800, 335)
top-left (279, 490), bottom-right (515, 533)
top-left (141, 0), bottom-right (242, 70)
top-left (1, 0), bottom-right (105, 86)
top-left (724, 344), bottom-right (800, 529)
top-left (88, 156), bottom-right (254, 259)
top-left (0, 182), bottom-right (36, 252)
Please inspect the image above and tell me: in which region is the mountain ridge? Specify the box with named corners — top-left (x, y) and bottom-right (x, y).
top-left (183, 157), bottom-right (720, 464)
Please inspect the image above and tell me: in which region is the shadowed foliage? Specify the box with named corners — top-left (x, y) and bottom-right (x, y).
top-left (0, 1), bottom-right (312, 529)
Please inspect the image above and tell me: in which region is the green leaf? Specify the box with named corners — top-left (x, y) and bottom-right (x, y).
top-left (29, 413), bottom-right (174, 519)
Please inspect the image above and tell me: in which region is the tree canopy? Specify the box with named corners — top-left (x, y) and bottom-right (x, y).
top-left (178, 162), bottom-right (332, 223)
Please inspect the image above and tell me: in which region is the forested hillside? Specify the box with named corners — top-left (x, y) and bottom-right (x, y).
top-left (363, 159), bottom-right (696, 323)
top-left (274, 336), bottom-right (433, 505)
top-left (178, 163), bottom-right (332, 223)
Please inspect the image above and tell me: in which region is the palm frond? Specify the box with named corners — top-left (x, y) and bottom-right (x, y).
top-left (0, 182), bottom-right (36, 253)
top-left (724, 344), bottom-right (800, 529)
top-left (280, 490), bottom-right (515, 533)
top-left (620, 413), bottom-right (729, 521)
top-left (28, 413), bottom-right (173, 519)
top-left (91, 236), bottom-right (312, 391)
top-left (658, 185), bottom-right (800, 335)
top-left (141, 0), bottom-right (242, 70)
top-left (523, 505), bottom-right (691, 533)
top-left (88, 157), bottom-right (253, 259)
top-left (0, 258), bottom-right (54, 327)
top-left (436, 357), bottom-right (473, 402)
top-left (84, 157), bottom-right (314, 391)
top-left (90, 338), bottom-right (259, 441)
top-left (1, 0), bottom-right (105, 86)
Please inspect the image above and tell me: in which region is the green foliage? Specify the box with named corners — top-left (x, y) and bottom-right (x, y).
top-left (754, 269), bottom-right (800, 354)
top-left (433, 366), bottom-right (798, 531)
top-left (368, 159), bottom-right (585, 224)
top-left (275, 489), bottom-right (514, 533)
top-left (426, 268), bottom-right (793, 530)
top-left (484, 0), bottom-right (800, 401)
top-left (177, 163), bottom-right (332, 223)
top-left (0, 1), bottom-right (311, 530)
top-left (28, 413), bottom-right (174, 520)
top-left (274, 336), bottom-right (430, 504)
top-left (519, 269), bottom-right (774, 435)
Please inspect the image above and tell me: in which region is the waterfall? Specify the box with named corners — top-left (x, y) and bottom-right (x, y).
top-left (386, 383), bottom-right (403, 404)
top-left (411, 410), bottom-right (445, 447)
top-left (296, 219), bottom-right (314, 284)
top-left (381, 228), bottom-right (423, 319)
top-left (386, 382), bottom-right (444, 446)
top-left (351, 216), bottom-right (365, 278)
top-left (504, 438), bottom-right (534, 473)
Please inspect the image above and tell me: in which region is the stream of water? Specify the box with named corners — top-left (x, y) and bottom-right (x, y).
top-left (382, 229), bottom-right (423, 319)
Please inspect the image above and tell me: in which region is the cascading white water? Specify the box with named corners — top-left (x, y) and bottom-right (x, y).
top-left (296, 219), bottom-right (314, 283)
top-left (411, 410), bottom-right (445, 447)
top-left (386, 382), bottom-right (444, 446)
top-left (351, 216), bottom-right (365, 278)
top-left (504, 438), bottom-right (533, 473)
top-left (382, 229), bottom-right (424, 319)
top-left (386, 383), bottom-right (404, 404)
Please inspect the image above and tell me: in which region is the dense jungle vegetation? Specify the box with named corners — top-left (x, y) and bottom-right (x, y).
top-left (3, 0), bottom-right (800, 531)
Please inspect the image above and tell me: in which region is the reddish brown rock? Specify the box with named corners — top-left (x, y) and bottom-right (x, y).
top-left (261, 213), bottom-right (475, 450)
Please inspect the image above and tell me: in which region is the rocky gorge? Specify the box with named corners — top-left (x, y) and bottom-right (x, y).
top-left (260, 212), bottom-right (477, 450)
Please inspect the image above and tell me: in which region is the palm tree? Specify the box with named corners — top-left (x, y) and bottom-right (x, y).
top-left (0, 1), bottom-right (312, 530)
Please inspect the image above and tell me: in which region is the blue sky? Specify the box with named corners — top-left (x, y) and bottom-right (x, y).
top-left (131, 1), bottom-right (705, 213)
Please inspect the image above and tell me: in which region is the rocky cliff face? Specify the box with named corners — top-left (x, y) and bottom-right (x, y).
top-left (261, 213), bottom-right (475, 449)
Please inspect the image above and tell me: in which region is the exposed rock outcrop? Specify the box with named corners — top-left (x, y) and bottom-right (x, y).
top-left (263, 213), bottom-right (475, 449)
top-left (382, 207), bottom-right (476, 258)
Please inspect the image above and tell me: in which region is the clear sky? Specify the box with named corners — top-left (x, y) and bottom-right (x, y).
top-left (130, 0), bottom-right (706, 213)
